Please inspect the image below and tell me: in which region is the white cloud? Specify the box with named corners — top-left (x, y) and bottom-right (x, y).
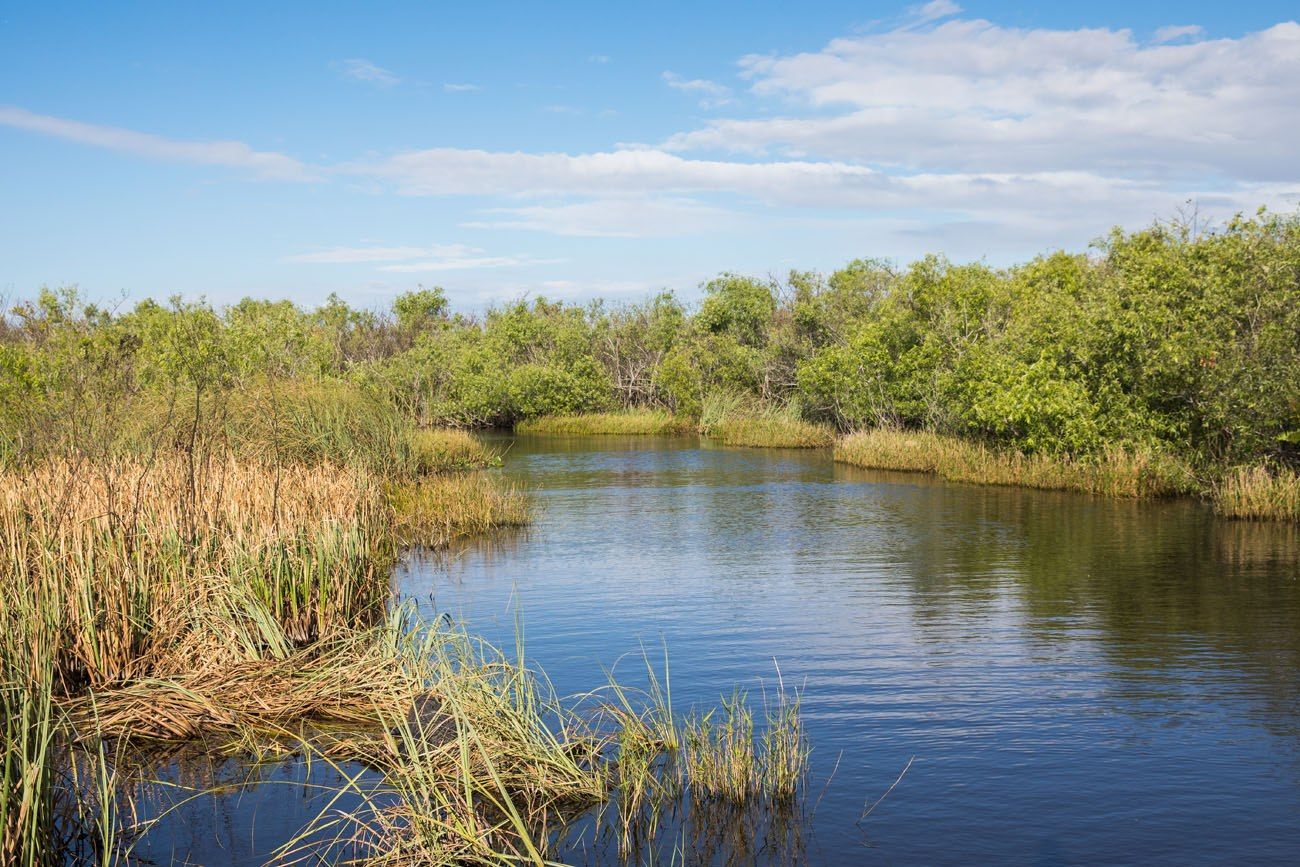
top-left (588, 55), bottom-right (611, 64)
top-left (663, 19), bottom-right (1300, 182)
top-left (343, 143), bottom-right (1299, 246)
top-left (662, 71), bottom-right (733, 108)
top-left (339, 58), bottom-right (401, 87)
top-left (463, 196), bottom-right (738, 237)
top-left (0, 105), bottom-right (313, 181)
top-left (1152, 24), bottom-right (1204, 44)
top-left (443, 82), bottom-right (482, 93)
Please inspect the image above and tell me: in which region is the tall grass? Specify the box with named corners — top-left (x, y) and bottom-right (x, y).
top-left (516, 410), bottom-right (692, 436)
top-left (835, 429), bottom-right (1195, 499)
top-left (699, 393), bottom-right (834, 449)
top-left (1215, 465), bottom-right (1300, 521)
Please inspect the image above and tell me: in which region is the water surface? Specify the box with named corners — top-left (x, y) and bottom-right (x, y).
top-left (401, 434), bottom-right (1300, 865)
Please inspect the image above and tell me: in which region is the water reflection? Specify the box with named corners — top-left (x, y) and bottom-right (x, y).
top-left (407, 434), bottom-right (1300, 865)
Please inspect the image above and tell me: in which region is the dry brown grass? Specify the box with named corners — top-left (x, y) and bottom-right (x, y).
top-left (835, 429), bottom-right (1194, 499)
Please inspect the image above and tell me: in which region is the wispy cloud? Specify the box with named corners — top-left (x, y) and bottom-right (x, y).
top-left (0, 105), bottom-right (313, 181)
top-left (903, 0), bottom-right (962, 28)
top-left (380, 254), bottom-right (560, 273)
top-left (464, 196), bottom-right (738, 237)
top-left (282, 242), bottom-right (558, 272)
top-left (443, 82), bottom-right (482, 93)
top-left (338, 58), bottom-right (401, 87)
top-left (1152, 24), bottom-right (1205, 44)
top-left (588, 54), bottom-right (611, 64)
top-left (282, 243), bottom-right (477, 264)
top-left (662, 71), bottom-right (733, 108)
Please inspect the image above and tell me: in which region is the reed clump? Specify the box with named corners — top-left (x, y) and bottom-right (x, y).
top-left (835, 429), bottom-right (1195, 499)
top-left (1215, 465), bottom-right (1300, 521)
top-left (683, 683), bottom-right (807, 804)
top-left (280, 626), bottom-right (608, 866)
top-left (699, 393), bottom-right (834, 449)
top-left (0, 443), bottom-right (529, 861)
top-left (516, 410), bottom-right (692, 436)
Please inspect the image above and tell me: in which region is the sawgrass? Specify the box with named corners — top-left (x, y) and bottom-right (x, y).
top-left (1215, 465), bottom-right (1300, 521)
top-left (516, 410), bottom-right (692, 436)
top-left (835, 428), bottom-right (1195, 499)
top-left (388, 473), bottom-right (530, 549)
top-left (407, 428), bottom-right (499, 473)
top-left (699, 393), bottom-right (834, 449)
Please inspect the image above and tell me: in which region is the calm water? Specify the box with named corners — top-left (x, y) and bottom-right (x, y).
top-left (411, 435), bottom-right (1300, 865)
top-left (136, 434), bottom-right (1300, 864)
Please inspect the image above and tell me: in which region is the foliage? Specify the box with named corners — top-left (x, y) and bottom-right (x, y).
top-left (3, 208), bottom-right (1299, 513)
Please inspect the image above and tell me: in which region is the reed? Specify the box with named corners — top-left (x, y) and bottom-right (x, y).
top-left (516, 410), bottom-right (692, 436)
top-left (0, 444), bottom-right (531, 862)
top-left (1214, 465), bottom-right (1300, 521)
top-left (699, 394), bottom-right (834, 449)
top-left (278, 625), bottom-right (607, 866)
top-left (759, 684), bottom-right (807, 803)
top-left (835, 429), bottom-right (1194, 499)
top-left (683, 692), bottom-right (758, 802)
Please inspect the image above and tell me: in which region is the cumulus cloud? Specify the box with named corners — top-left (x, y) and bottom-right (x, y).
top-left (338, 58), bottom-right (401, 87)
top-left (0, 105), bottom-right (314, 181)
top-left (663, 19), bottom-right (1300, 182)
top-left (662, 71), bottom-right (733, 108)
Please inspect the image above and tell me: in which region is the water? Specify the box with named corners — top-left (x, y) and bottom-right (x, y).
top-left (135, 434), bottom-right (1300, 864)
top-left (409, 435), bottom-right (1300, 865)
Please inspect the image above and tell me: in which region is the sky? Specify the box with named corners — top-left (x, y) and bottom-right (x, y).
top-left (1, 1), bottom-right (1298, 310)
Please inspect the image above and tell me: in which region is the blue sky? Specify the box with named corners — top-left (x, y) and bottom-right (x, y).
top-left (2, 1), bottom-right (1297, 310)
